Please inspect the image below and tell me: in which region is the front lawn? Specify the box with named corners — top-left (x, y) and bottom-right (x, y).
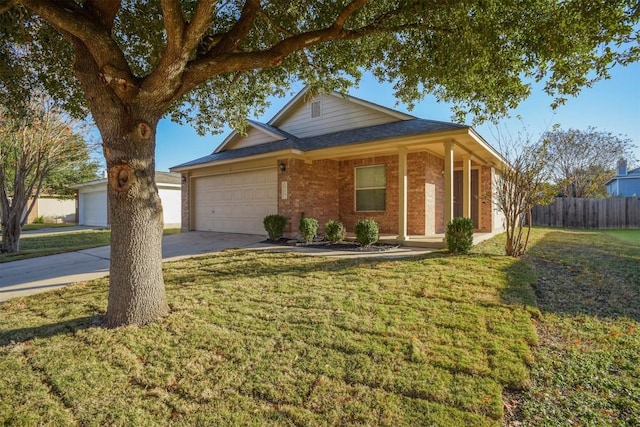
top-left (0, 246), bottom-right (538, 426)
top-left (1, 228), bottom-right (637, 426)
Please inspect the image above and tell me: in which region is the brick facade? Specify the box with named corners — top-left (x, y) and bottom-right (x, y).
top-left (275, 152), bottom-right (451, 237)
top-left (277, 158), bottom-right (340, 236)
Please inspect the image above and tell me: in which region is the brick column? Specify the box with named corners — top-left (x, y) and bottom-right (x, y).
top-left (398, 147), bottom-right (408, 241)
top-left (443, 140), bottom-right (454, 228)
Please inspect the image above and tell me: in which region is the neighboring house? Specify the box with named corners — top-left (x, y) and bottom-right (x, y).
top-left (1, 195), bottom-right (76, 224)
top-left (72, 172), bottom-right (182, 227)
top-left (171, 87), bottom-right (507, 243)
top-left (26, 195), bottom-right (77, 223)
top-left (606, 159), bottom-right (640, 197)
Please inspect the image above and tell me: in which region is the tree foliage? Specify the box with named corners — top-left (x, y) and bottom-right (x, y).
top-left (0, 96), bottom-right (98, 252)
top-left (1, 1), bottom-right (638, 128)
top-left (0, 0), bottom-right (637, 326)
top-left (543, 127), bottom-right (637, 198)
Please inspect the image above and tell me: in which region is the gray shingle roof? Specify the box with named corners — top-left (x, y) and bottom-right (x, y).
top-left (172, 119), bottom-right (468, 169)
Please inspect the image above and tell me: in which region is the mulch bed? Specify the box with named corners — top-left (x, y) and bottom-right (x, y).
top-left (261, 238), bottom-right (401, 252)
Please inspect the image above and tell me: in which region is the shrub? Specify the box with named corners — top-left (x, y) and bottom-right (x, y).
top-left (263, 214), bottom-right (287, 241)
top-left (32, 216), bottom-right (45, 224)
top-left (324, 220), bottom-right (346, 243)
top-left (445, 217), bottom-right (474, 254)
top-left (355, 219), bottom-right (379, 246)
top-left (299, 216), bottom-right (319, 243)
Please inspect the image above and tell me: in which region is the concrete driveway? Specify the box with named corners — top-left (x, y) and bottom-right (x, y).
top-left (0, 231), bottom-right (265, 302)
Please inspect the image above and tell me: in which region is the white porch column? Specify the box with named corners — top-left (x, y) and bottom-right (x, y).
top-left (398, 146), bottom-right (408, 241)
top-left (444, 140), bottom-right (454, 227)
top-left (462, 154), bottom-right (471, 218)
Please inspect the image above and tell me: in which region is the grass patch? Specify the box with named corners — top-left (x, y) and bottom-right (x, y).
top-left (601, 229), bottom-right (640, 246)
top-left (21, 223), bottom-right (77, 231)
top-left (0, 248), bottom-right (538, 426)
top-left (0, 228), bottom-right (180, 263)
top-left (483, 228), bottom-right (639, 426)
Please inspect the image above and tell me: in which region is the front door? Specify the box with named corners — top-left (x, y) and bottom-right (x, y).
top-left (453, 170), bottom-right (479, 229)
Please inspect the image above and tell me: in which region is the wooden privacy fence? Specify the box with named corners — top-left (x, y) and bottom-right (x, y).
top-left (531, 197), bottom-right (640, 229)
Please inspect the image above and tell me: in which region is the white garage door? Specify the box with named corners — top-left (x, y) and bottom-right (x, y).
top-left (79, 191), bottom-right (108, 226)
top-left (193, 168), bottom-right (277, 234)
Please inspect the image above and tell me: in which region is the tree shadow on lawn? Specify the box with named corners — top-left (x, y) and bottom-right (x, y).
top-left (503, 229), bottom-right (640, 322)
top-left (0, 315), bottom-right (101, 346)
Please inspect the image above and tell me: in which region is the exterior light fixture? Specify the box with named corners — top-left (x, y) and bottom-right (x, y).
top-left (279, 163), bottom-right (286, 172)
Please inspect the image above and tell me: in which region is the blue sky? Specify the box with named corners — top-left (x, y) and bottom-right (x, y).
top-left (155, 61), bottom-right (640, 172)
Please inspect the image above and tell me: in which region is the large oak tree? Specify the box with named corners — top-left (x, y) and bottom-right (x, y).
top-left (0, 0), bottom-right (637, 326)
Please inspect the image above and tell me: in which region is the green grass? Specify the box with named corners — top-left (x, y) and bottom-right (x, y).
top-left (601, 229), bottom-right (640, 246)
top-left (0, 228), bottom-right (180, 263)
top-left (478, 228), bottom-right (640, 426)
top-left (1, 228), bottom-right (637, 426)
top-left (21, 223), bottom-right (77, 231)
top-left (0, 247), bottom-right (538, 426)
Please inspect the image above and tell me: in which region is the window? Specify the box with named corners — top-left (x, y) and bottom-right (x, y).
top-left (355, 165), bottom-right (386, 211)
top-left (311, 100), bottom-right (321, 118)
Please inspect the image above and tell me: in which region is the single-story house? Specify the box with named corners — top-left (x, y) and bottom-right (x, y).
top-left (171, 87), bottom-right (507, 244)
top-left (2, 195), bottom-right (77, 224)
top-left (606, 159), bottom-right (640, 197)
top-left (26, 195), bottom-right (77, 223)
top-left (72, 171), bottom-right (182, 227)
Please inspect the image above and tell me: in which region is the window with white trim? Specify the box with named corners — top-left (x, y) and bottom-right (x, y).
top-left (355, 165), bottom-right (386, 211)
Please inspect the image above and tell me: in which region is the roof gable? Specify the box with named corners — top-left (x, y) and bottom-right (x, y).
top-left (214, 120), bottom-right (289, 153)
top-left (269, 87), bottom-right (413, 138)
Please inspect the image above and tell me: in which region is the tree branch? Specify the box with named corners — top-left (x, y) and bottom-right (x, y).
top-left (0, 0), bottom-right (18, 15)
top-left (332, 0), bottom-right (370, 30)
top-left (206, 0), bottom-right (261, 56)
top-left (160, 0), bottom-right (185, 56)
top-left (183, 0), bottom-right (218, 54)
top-left (84, 0), bottom-right (120, 31)
top-left (21, 0), bottom-right (134, 87)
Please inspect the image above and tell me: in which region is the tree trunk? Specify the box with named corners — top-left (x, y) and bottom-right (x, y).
top-left (101, 117), bottom-right (169, 327)
top-left (1, 214), bottom-right (21, 253)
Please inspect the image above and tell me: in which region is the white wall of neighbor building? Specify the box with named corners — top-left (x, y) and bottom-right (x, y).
top-left (159, 185), bottom-right (182, 227)
top-left (77, 183), bottom-right (181, 227)
top-left (36, 197), bottom-right (77, 222)
top-left (78, 186), bottom-right (108, 227)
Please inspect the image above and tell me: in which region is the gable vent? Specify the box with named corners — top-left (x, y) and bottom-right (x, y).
top-left (310, 100), bottom-right (321, 118)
